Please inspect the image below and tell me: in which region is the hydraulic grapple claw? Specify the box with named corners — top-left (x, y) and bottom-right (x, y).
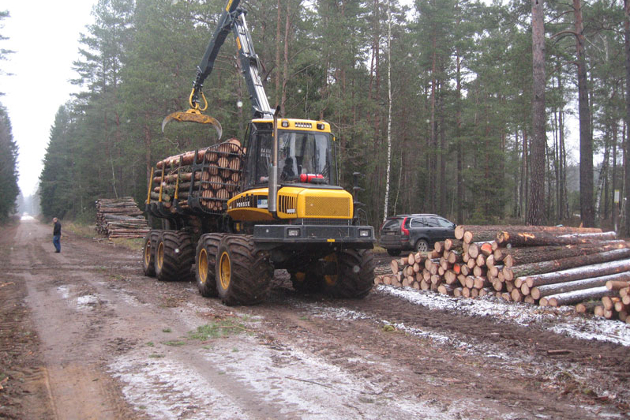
top-left (161, 109), bottom-right (223, 140)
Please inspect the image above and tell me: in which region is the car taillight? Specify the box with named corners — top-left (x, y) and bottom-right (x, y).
top-left (401, 217), bottom-right (409, 236)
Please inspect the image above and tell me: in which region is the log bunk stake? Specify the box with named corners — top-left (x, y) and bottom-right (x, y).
top-left (374, 225), bottom-right (630, 323)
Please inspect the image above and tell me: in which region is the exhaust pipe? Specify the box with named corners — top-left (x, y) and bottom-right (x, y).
top-left (268, 106), bottom-right (281, 213)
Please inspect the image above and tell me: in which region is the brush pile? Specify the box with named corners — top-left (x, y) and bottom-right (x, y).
top-left (95, 197), bottom-right (149, 239)
top-left (376, 225), bottom-right (630, 323)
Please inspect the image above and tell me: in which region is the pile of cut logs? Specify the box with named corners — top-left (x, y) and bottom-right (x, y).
top-left (376, 225), bottom-right (630, 323)
top-left (151, 138), bottom-right (243, 213)
top-left (95, 197), bottom-right (149, 239)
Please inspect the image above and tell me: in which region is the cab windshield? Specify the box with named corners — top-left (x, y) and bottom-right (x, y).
top-left (278, 131), bottom-right (333, 183)
top-left (253, 130), bottom-right (336, 185)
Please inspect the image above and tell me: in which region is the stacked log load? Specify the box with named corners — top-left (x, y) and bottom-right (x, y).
top-left (151, 138), bottom-right (243, 213)
top-left (96, 197), bottom-right (149, 239)
top-left (376, 225), bottom-right (630, 323)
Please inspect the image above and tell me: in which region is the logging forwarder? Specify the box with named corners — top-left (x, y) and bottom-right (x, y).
top-left (143, 0), bottom-right (376, 305)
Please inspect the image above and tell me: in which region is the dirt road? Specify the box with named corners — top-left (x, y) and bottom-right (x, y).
top-left (1, 218), bottom-right (629, 419)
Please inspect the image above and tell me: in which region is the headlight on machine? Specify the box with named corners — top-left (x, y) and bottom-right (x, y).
top-left (359, 229), bottom-right (371, 237)
top-left (287, 228), bottom-right (301, 237)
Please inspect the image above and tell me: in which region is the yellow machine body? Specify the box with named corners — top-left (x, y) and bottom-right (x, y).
top-left (227, 186), bottom-right (354, 223)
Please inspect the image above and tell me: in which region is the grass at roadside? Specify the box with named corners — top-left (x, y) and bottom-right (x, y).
top-left (63, 222), bottom-right (96, 238)
top-left (63, 221), bottom-right (144, 251)
top-left (188, 319), bottom-right (251, 341)
top-left (373, 245), bottom-right (387, 253)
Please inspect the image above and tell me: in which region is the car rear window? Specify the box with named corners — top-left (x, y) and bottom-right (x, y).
top-left (382, 219), bottom-right (402, 230)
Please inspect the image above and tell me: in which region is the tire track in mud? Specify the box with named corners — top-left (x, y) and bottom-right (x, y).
top-left (239, 282), bottom-right (630, 418)
top-left (9, 221), bottom-right (143, 420)
top-left (5, 219), bottom-right (629, 419)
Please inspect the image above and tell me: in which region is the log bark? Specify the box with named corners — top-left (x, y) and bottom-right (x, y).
top-left (493, 242), bottom-right (627, 268)
top-left (504, 249), bottom-right (630, 281)
top-left (454, 225), bottom-right (601, 241)
top-left (497, 230), bottom-right (614, 247)
top-left (575, 301), bottom-right (599, 314)
top-left (606, 280), bottom-right (630, 291)
top-left (541, 286), bottom-right (615, 307)
top-left (557, 232), bottom-right (617, 240)
top-left (530, 272), bottom-right (630, 300)
top-left (521, 259), bottom-right (630, 289)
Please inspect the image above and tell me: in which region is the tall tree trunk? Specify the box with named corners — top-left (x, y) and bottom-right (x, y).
top-left (528, 0), bottom-right (545, 225)
top-left (625, 0), bottom-right (630, 236)
top-left (596, 131), bottom-right (610, 221)
top-left (559, 103), bottom-right (569, 219)
top-left (383, 0), bottom-right (392, 221)
top-left (429, 39), bottom-right (438, 213)
top-left (456, 44), bottom-right (464, 224)
top-left (275, 0), bottom-right (282, 108)
top-left (439, 80), bottom-right (447, 216)
top-left (574, 0), bottom-right (595, 227)
top-left (522, 129), bottom-right (529, 218)
top-left (613, 119), bottom-right (618, 231)
top-left (553, 103), bottom-right (560, 222)
top-left (281, 3), bottom-right (291, 116)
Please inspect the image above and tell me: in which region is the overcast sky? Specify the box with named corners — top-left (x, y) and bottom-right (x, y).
top-left (1, 0), bottom-right (96, 196)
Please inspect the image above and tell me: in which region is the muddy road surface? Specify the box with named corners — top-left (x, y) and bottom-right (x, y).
top-left (1, 218), bottom-right (629, 419)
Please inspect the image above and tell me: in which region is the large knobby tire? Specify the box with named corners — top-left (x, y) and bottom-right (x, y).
top-left (215, 235), bottom-right (273, 306)
top-left (155, 231), bottom-right (195, 282)
top-left (142, 230), bottom-right (161, 277)
top-left (195, 233), bottom-right (224, 297)
top-left (322, 249), bottom-right (375, 299)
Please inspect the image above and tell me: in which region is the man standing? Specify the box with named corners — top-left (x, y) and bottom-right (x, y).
top-left (52, 218), bottom-right (61, 253)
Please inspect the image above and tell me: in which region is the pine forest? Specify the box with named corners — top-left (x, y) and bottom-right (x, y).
top-left (27, 0), bottom-right (630, 234)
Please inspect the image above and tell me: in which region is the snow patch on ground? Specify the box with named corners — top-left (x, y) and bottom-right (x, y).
top-left (56, 285), bottom-right (69, 300)
top-left (200, 336), bottom-right (454, 419)
top-left (109, 351), bottom-right (246, 420)
top-left (377, 285), bottom-right (630, 347)
top-left (76, 294), bottom-right (99, 310)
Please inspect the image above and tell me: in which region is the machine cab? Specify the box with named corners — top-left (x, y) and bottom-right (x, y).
top-left (243, 118), bottom-right (337, 189)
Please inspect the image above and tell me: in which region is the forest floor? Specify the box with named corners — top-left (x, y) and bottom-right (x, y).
top-left (1, 218), bottom-right (630, 419)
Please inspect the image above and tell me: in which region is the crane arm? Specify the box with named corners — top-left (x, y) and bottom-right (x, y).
top-left (191, 0), bottom-right (273, 119)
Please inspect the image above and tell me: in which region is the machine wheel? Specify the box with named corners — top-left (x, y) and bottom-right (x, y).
top-left (322, 249), bottom-right (375, 299)
top-left (415, 239), bottom-right (429, 253)
top-left (155, 231), bottom-right (195, 282)
top-left (215, 235), bottom-right (272, 306)
top-left (142, 230), bottom-right (161, 277)
top-left (195, 233), bottom-right (224, 297)
top-left (386, 249), bottom-right (401, 257)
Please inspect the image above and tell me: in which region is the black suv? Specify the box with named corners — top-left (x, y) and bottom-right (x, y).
top-left (379, 214), bottom-right (456, 256)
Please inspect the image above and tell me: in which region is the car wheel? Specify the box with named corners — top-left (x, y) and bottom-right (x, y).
top-left (415, 239), bottom-right (429, 253)
top-left (386, 249), bottom-right (401, 257)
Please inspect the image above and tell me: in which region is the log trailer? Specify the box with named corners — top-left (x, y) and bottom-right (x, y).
top-left (142, 0), bottom-right (376, 305)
